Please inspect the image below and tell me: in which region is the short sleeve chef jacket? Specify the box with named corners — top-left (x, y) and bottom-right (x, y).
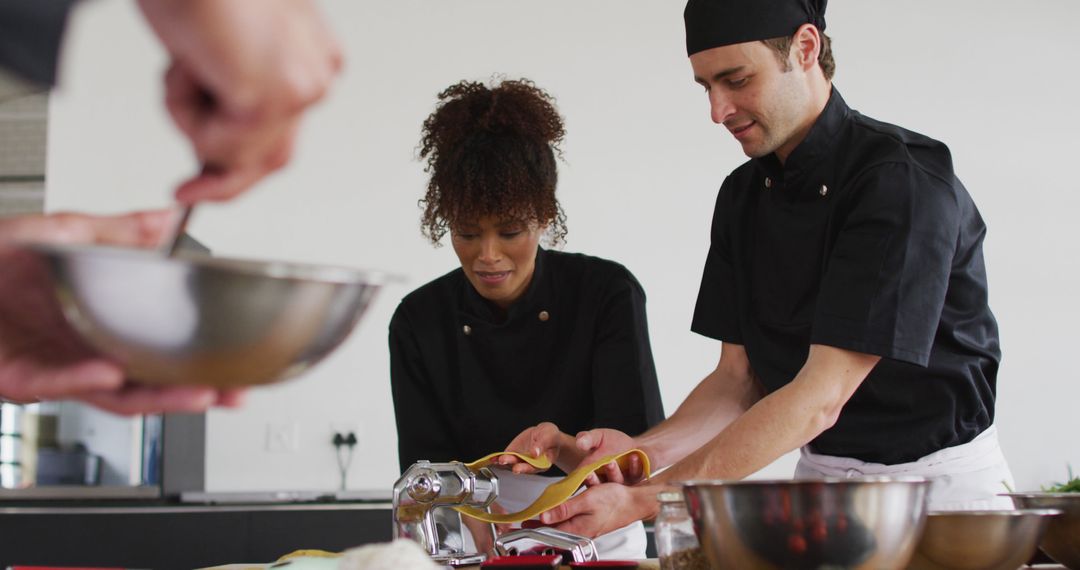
top-left (390, 248), bottom-right (665, 473)
top-left (692, 88), bottom-right (1000, 465)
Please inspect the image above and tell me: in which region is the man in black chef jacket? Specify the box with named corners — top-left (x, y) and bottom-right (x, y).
top-left (506, 0), bottom-right (1015, 538)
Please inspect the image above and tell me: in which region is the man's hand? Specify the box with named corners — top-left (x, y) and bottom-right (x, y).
top-left (0, 211), bottom-right (246, 415)
top-left (575, 428), bottom-right (646, 486)
top-left (538, 483), bottom-right (656, 539)
top-left (500, 422), bottom-right (577, 474)
top-left (137, 0), bottom-right (343, 202)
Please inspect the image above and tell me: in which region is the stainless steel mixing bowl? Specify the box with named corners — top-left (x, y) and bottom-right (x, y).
top-left (28, 243), bottom-right (392, 388)
top-left (682, 477), bottom-right (930, 570)
top-left (906, 509), bottom-right (1061, 570)
top-left (1006, 493), bottom-right (1080, 569)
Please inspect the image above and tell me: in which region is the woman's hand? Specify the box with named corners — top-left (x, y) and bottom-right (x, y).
top-left (499, 422), bottom-right (583, 474)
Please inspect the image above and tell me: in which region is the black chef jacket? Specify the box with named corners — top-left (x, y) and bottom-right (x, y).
top-left (692, 88), bottom-right (1000, 465)
top-left (390, 247), bottom-right (665, 473)
top-left (0, 0), bottom-right (78, 86)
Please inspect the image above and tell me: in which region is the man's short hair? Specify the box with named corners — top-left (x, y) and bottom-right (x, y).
top-left (762, 31), bottom-right (835, 80)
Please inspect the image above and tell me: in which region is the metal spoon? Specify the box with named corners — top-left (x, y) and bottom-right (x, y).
top-left (161, 162), bottom-right (221, 256)
top-left (161, 204), bottom-right (194, 257)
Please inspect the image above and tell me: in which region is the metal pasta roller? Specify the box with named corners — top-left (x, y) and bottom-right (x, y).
top-left (494, 527), bottom-right (599, 563)
top-left (392, 460), bottom-right (499, 566)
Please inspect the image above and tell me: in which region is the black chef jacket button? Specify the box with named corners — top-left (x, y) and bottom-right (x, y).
top-left (764, 177), bottom-right (772, 189)
top-left (463, 325), bottom-right (472, 335)
top-left (538, 310), bottom-right (550, 322)
top-left (819, 184), bottom-right (829, 196)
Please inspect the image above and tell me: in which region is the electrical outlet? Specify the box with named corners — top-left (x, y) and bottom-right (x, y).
top-left (266, 422), bottom-right (298, 453)
top-left (330, 421), bottom-right (361, 445)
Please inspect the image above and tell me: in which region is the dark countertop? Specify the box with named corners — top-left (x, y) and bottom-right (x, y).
top-left (0, 499), bottom-right (394, 570)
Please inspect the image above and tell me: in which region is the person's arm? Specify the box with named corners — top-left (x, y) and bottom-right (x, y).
top-left (568, 341), bottom-right (760, 485)
top-left (136, 0), bottom-right (342, 202)
top-left (509, 271), bottom-right (667, 475)
top-left (539, 344), bottom-right (879, 537)
top-left (506, 180), bottom-right (747, 477)
top-left (587, 272), bottom-right (664, 437)
top-left (632, 342), bottom-right (760, 470)
top-left (574, 174), bottom-right (756, 474)
top-left (503, 341), bottom-right (760, 481)
top-left (0, 211), bottom-right (245, 414)
top-left (388, 308), bottom-right (507, 553)
top-left (388, 306), bottom-right (458, 473)
top-left (651, 344), bottom-right (878, 483)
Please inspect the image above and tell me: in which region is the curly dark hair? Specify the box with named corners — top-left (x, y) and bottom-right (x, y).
top-left (417, 77), bottom-right (568, 246)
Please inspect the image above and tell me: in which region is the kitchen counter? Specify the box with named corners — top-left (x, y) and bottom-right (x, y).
top-left (2, 500), bottom-right (1069, 569)
top-left (0, 500), bottom-right (394, 570)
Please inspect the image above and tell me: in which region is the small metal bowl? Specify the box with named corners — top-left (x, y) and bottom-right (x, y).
top-left (906, 509), bottom-right (1061, 570)
top-left (682, 477), bottom-right (930, 570)
top-left (1005, 493), bottom-right (1080, 569)
top-left (28, 243), bottom-right (392, 388)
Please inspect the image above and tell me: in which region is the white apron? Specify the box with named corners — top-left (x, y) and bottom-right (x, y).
top-left (463, 471), bottom-right (647, 560)
top-left (795, 425), bottom-right (1015, 511)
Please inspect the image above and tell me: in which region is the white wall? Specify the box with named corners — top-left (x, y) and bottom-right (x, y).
top-left (45, 1), bottom-right (1080, 493)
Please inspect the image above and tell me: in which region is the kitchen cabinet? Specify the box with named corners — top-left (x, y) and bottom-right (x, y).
top-left (0, 501), bottom-right (392, 569)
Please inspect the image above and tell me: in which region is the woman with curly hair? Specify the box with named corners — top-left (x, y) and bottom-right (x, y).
top-left (388, 78), bottom-right (664, 559)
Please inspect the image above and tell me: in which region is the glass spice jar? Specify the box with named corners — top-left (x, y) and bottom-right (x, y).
top-left (655, 491), bottom-right (709, 570)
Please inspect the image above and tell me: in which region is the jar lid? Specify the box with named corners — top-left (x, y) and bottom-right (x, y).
top-left (657, 491), bottom-right (684, 503)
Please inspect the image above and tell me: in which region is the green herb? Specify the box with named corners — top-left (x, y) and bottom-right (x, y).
top-left (1042, 465), bottom-right (1080, 493)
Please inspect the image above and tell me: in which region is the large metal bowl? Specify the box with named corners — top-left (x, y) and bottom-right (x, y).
top-left (906, 509), bottom-right (1061, 570)
top-left (27, 243), bottom-right (391, 388)
top-left (1006, 493), bottom-right (1080, 569)
top-left (682, 478), bottom-right (930, 570)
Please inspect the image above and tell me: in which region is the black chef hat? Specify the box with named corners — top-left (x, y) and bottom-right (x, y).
top-left (684, 0), bottom-right (828, 56)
